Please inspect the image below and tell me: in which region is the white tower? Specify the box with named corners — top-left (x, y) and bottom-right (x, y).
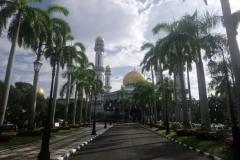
top-left (104, 65), bottom-right (112, 93)
top-left (94, 36), bottom-right (105, 83)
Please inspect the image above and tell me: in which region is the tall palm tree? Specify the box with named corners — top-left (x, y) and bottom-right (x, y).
top-left (89, 76), bottom-right (103, 124)
top-left (133, 80), bottom-right (153, 123)
top-left (71, 64), bottom-right (94, 125)
top-left (178, 10), bottom-right (222, 130)
top-left (0, 0), bottom-right (50, 132)
top-left (28, 4), bottom-right (70, 131)
top-left (140, 43), bottom-right (158, 124)
top-left (152, 21), bottom-right (191, 129)
top-left (186, 0), bottom-right (240, 128)
top-left (116, 86), bottom-right (128, 121)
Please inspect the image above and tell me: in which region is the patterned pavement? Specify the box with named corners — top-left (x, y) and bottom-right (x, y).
top-left (0, 124), bottom-right (108, 160)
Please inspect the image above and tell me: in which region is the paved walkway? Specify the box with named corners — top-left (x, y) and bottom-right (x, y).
top-left (68, 125), bottom-right (210, 160)
top-left (0, 124), bottom-right (107, 160)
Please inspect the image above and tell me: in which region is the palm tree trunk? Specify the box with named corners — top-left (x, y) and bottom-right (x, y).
top-left (50, 61), bottom-right (60, 128)
top-left (85, 94), bottom-right (88, 124)
top-left (187, 66), bottom-right (193, 123)
top-left (220, 0), bottom-right (240, 125)
top-left (64, 73), bottom-right (71, 126)
top-left (195, 53), bottom-right (211, 131)
top-left (73, 85), bottom-right (77, 125)
top-left (79, 91), bottom-right (83, 124)
top-left (159, 63), bottom-right (166, 122)
top-left (176, 49), bottom-right (190, 129)
top-left (28, 47), bottom-right (42, 131)
top-left (174, 73), bottom-right (179, 122)
top-left (151, 66), bottom-right (157, 124)
top-left (0, 16), bottom-right (21, 132)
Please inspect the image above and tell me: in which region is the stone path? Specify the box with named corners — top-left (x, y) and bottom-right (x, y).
top-left (0, 124), bottom-right (107, 160)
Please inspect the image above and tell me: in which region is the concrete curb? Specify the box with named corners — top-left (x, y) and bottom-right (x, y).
top-left (55, 125), bottom-right (113, 160)
top-left (141, 125), bottom-right (222, 160)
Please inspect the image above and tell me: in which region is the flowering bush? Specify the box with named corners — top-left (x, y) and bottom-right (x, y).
top-left (223, 138), bottom-right (233, 148)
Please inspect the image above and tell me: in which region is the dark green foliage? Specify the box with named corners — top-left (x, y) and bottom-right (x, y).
top-left (174, 129), bottom-right (194, 136)
top-left (16, 130), bottom-right (42, 137)
top-left (194, 131), bottom-right (217, 140)
top-left (40, 128), bottom-right (59, 133)
top-left (69, 124), bottom-right (80, 128)
top-left (58, 126), bottom-right (70, 130)
top-left (0, 134), bottom-right (12, 142)
top-left (0, 81), bottom-right (47, 130)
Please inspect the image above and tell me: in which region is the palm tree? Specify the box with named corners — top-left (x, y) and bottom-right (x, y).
top-left (178, 10), bottom-right (222, 130)
top-left (71, 64), bottom-right (94, 125)
top-left (116, 86), bottom-right (128, 122)
top-left (28, 4), bottom-right (70, 131)
top-left (89, 76), bottom-right (103, 124)
top-left (0, 0), bottom-right (50, 132)
top-left (152, 21), bottom-right (191, 129)
top-left (133, 80), bottom-right (153, 124)
top-left (186, 0), bottom-right (240, 128)
top-left (140, 43), bottom-right (158, 124)
top-left (231, 10), bottom-right (240, 35)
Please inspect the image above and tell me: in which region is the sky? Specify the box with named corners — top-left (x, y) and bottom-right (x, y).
top-left (0, 0), bottom-right (240, 100)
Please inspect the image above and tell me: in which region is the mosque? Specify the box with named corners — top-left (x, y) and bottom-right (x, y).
top-left (93, 36), bottom-right (162, 118)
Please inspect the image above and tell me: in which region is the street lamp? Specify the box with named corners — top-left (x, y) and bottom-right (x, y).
top-left (29, 51), bottom-right (43, 131)
top-left (103, 101), bottom-right (107, 128)
top-left (38, 53), bottom-right (58, 160)
top-left (92, 95), bottom-right (97, 135)
top-left (208, 56), bottom-right (240, 159)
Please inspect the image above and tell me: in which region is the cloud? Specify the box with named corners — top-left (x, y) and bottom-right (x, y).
top-left (0, 0), bottom-right (239, 101)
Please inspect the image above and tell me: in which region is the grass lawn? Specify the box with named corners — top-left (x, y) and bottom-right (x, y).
top-left (143, 125), bottom-right (234, 160)
top-left (0, 126), bottom-right (90, 151)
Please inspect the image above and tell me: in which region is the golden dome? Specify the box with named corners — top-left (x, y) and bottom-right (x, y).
top-left (121, 85), bottom-right (125, 89)
top-left (106, 65), bottom-right (111, 69)
top-left (37, 86), bottom-right (44, 95)
top-left (123, 68), bottom-right (146, 85)
top-left (95, 36), bottom-right (104, 42)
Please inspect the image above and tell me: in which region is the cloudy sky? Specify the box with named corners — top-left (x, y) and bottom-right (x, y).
top-left (0, 0), bottom-right (240, 100)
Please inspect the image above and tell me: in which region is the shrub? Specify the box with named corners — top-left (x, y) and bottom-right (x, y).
top-left (17, 130), bottom-right (42, 137)
top-left (223, 138), bottom-right (233, 148)
top-left (70, 124), bottom-right (80, 128)
top-left (194, 131), bottom-right (216, 140)
top-left (58, 126), bottom-right (70, 130)
top-left (80, 124), bottom-right (90, 127)
top-left (158, 125), bottom-right (166, 130)
top-left (0, 134), bottom-right (12, 142)
top-left (50, 128), bottom-right (59, 132)
top-left (215, 130), bottom-right (228, 140)
top-left (224, 120), bottom-right (232, 128)
top-left (171, 123), bottom-right (178, 130)
top-left (174, 129), bottom-right (194, 136)
top-left (40, 128), bottom-right (59, 133)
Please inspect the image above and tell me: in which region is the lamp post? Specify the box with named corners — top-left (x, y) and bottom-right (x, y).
top-left (63, 59), bottom-right (75, 126)
top-left (105, 102), bottom-right (111, 128)
top-left (208, 56), bottom-right (240, 159)
top-left (29, 58), bottom-right (42, 131)
top-left (92, 96), bottom-right (97, 135)
top-left (28, 48), bottom-right (43, 131)
top-left (38, 53), bottom-right (58, 160)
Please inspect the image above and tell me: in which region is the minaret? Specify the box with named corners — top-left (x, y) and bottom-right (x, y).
top-left (104, 65), bottom-right (112, 93)
top-left (155, 65), bottom-right (161, 85)
top-left (94, 36), bottom-right (105, 83)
